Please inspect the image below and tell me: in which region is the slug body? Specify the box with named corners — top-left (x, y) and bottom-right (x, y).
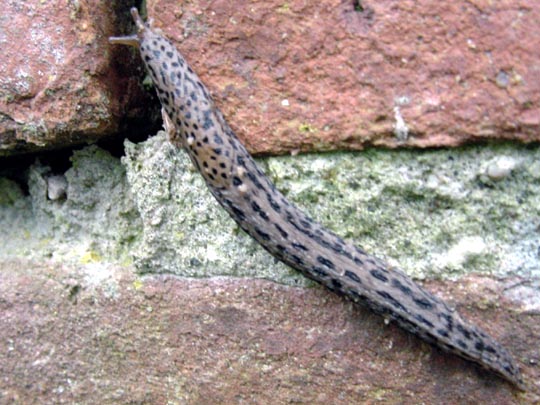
top-left (110, 8), bottom-right (523, 388)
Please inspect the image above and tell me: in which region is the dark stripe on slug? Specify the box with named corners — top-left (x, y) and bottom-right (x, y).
top-left (230, 205), bottom-right (246, 221)
top-left (439, 313), bottom-right (454, 332)
top-left (291, 254), bottom-right (304, 265)
top-left (457, 324), bottom-right (472, 340)
top-left (213, 133), bottom-right (223, 144)
top-left (254, 227), bottom-right (271, 241)
top-left (247, 171), bottom-right (264, 190)
top-left (484, 345), bottom-right (496, 354)
top-left (266, 192), bottom-right (281, 213)
top-left (312, 266), bottom-right (328, 278)
top-left (317, 256), bottom-right (335, 270)
top-left (413, 297), bottom-right (433, 310)
top-left (233, 176), bottom-right (242, 186)
top-left (370, 269), bottom-right (389, 282)
top-left (437, 328), bottom-right (450, 338)
top-left (332, 242), bottom-right (352, 259)
top-left (344, 270), bottom-right (362, 284)
top-left (291, 242), bottom-right (308, 251)
top-left (313, 235), bottom-right (333, 250)
top-left (274, 223), bottom-right (288, 238)
top-left (391, 278), bottom-right (412, 296)
top-left (376, 290), bottom-right (407, 312)
top-left (414, 314), bottom-right (435, 328)
top-left (251, 201), bottom-right (269, 221)
top-left (202, 110), bottom-right (214, 130)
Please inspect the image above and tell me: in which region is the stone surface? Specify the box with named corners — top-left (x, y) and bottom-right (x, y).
top-left (0, 259), bottom-right (538, 403)
top-left (1, 135), bottom-right (539, 282)
top-left (2, 0), bottom-right (538, 156)
top-left (136, 0), bottom-right (540, 154)
top-left (0, 137), bottom-right (538, 400)
top-left (0, 145), bottom-right (142, 264)
top-left (0, 0), bottom-right (152, 156)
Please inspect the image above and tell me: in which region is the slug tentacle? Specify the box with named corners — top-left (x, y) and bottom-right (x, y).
top-left (109, 7), bottom-right (524, 389)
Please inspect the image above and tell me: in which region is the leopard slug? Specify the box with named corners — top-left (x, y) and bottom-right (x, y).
top-left (110, 7), bottom-right (523, 389)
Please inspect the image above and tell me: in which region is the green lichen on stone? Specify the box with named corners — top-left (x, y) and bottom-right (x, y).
top-left (122, 134), bottom-right (306, 285)
top-left (0, 133), bottom-right (538, 284)
top-left (0, 146), bottom-right (142, 264)
top-left (123, 132), bottom-right (539, 283)
top-left (265, 143), bottom-right (540, 280)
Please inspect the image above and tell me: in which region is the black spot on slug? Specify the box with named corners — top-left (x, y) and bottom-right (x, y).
top-left (413, 297), bottom-right (433, 310)
top-left (213, 133), bottom-right (224, 144)
top-left (437, 329), bottom-right (450, 338)
top-left (376, 290), bottom-right (406, 312)
top-left (274, 223), bottom-right (288, 239)
top-left (233, 176), bottom-right (243, 186)
top-left (344, 270), bottom-right (362, 283)
top-left (457, 324), bottom-right (472, 340)
top-left (255, 227), bottom-right (271, 241)
top-left (291, 254), bottom-right (304, 265)
top-left (317, 256), bottom-right (335, 270)
top-left (251, 200), bottom-right (269, 221)
top-left (414, 314), bottom-right (434, 328)
top-left (370, 269), bottom-right (388, 283)
top-left (247, 171), bottom-right (264, 190)
top-left (484, 345), bottom-right (496, 354)
top-left (439, 313), bottom-right (454, 332)
top-left (230, 205), bottom-right (246, 221)
top-left (312, 266), bottom-right (328, 278)
top-left (353, 256), bottom-right (364, 266)
top-left (291, 242), bottom-right (308, 251)
top-left (266, 193), bottom-right (281, 213)
top-left (202, 110), bottom-right (214, 130)
top-left (391, 278), bottom-right (412, 296)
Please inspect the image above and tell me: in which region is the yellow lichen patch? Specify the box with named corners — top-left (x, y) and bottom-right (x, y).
top-left (132, 278), bottom-right (144, 290)
top-left (298, 123), bottom-right (316, 133)
top-left (277, 3), bottom-right (290, 13)
top-left (80, 250), bottom-right (102, 264)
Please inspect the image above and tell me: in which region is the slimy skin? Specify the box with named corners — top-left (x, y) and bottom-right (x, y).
top-left (110, 8), bottom-right (523, 389)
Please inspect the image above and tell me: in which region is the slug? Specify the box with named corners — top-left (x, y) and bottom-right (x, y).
top-left (110, 7), bottom-right (523, 389)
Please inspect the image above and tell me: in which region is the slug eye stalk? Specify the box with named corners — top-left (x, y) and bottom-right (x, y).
top-left (108, 8), bottom-right (147, 47)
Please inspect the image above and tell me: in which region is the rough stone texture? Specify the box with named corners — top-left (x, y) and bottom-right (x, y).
top-left (0, 0), bottom-right (151, 156)
top-left (1, 135), bottom-right (539, 282)
top-left (1, 136), bottom-right (538, 399)
top-left (138, 0), bottom-right (540, 154)
top-left (1, 259), bottom-right (538, 403)
top-left (0, 146), bottom-right (142, 264)
top-left (2, 0), bottom-right (538, 157)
